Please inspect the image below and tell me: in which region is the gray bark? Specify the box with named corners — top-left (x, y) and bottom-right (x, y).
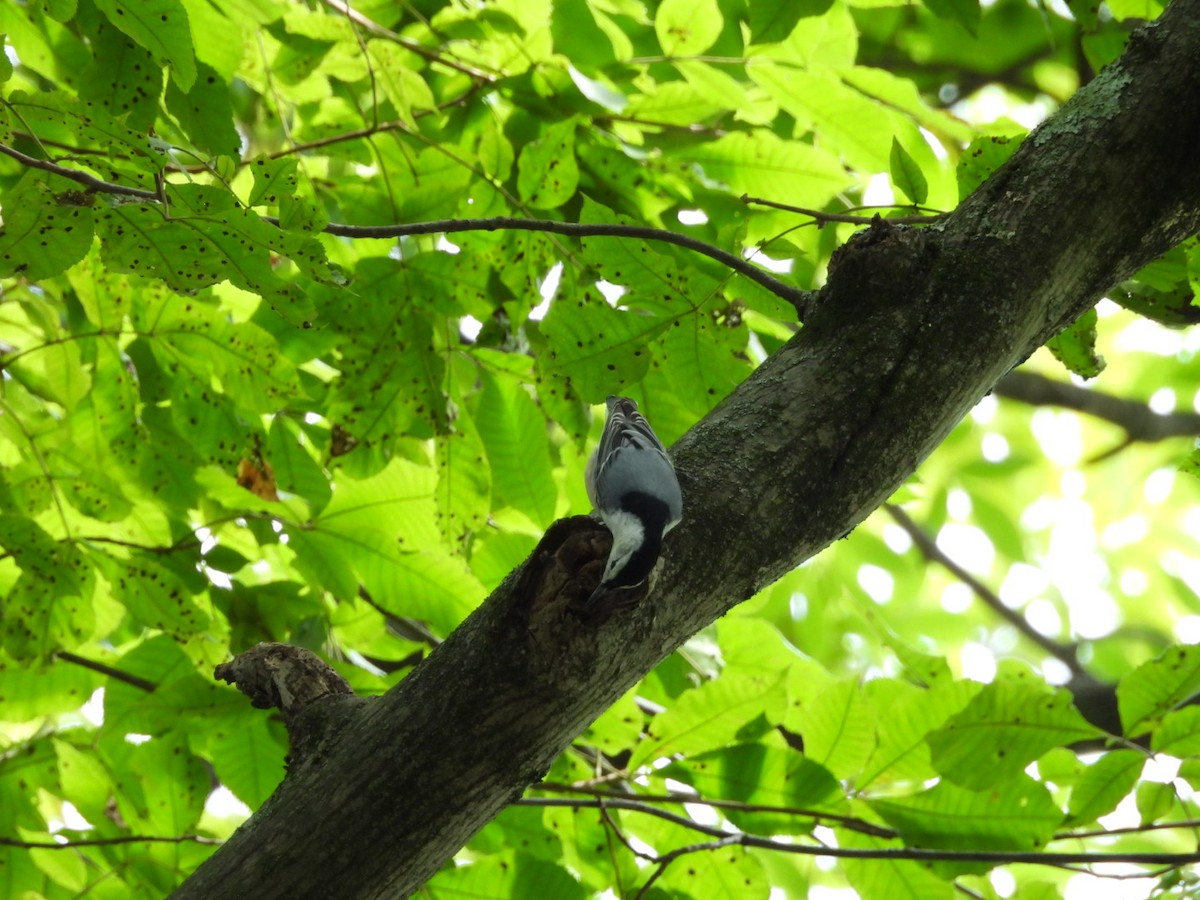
top-left (173, 3), bottom-right (1200, 897)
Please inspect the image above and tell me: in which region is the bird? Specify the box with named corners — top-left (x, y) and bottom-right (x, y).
top-left (585, 396), bottom-right (683, 603)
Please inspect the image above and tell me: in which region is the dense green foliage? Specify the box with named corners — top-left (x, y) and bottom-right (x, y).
top-left (2, 0), bottom-right (1198, 897)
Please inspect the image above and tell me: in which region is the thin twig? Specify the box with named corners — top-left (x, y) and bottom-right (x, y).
top-left (634, 835), bottom-right (742, 900)
top-left (0, 144), bottom-right (158, 200)
top-left (534, 783), bottom-right (896, 838)
top-left (319, 0), bottom-right (496, 81)
top-left (884, 503), bottom-right (1087, 678)
top-left (741, 194), bottom-right (946, 226)
top-left (1055, 817), bottom-right (1200, 841)
top-left (56, 652), bottom-right (157, 693)
top-left (0, 834), bottom-right (220, 849)
top-left (74, 535), bottom-right (202, 555)
top-left (516, 798), bottom-right (1200, 867)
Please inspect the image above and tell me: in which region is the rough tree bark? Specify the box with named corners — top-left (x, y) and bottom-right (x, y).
top-left (172, 3), bottom-right (1200, 897)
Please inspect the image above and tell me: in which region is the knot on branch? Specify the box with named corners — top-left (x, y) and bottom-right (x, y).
top-left (215, 643), bottom-right (366, 773)
top-left (816, 217), bottom-right (935, 332)
top-left (216, 642), bottom-right (353, 716)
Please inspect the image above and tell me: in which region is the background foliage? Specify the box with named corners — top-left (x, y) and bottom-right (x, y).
top-left (2, 0), bottom-right (1199, 897)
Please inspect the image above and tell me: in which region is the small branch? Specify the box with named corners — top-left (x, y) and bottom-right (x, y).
top-left (318, 217), bottom-right (815, 317)
top-left (1055, 817), bottom-right (1200, 841)
top-left (634, 835), bottom-right (742, 900)
top-left (595, 113), bottom-right (729, 137)
top-left (0, 144), bottom-right (158, 200)
top-left (883, 504), bottom-right (1087, 678)
top-left (75, 534), bottom-right (202, 554)
top-left (0, 146), bottom-right (816, 320)
top-left (741, 194), bottom-right (946, 226)
top-left (533, 782), bottom-right (896, 838)
top-left (56, 651), bottom-right (157, 692)
top-left (0, 833), bottom-right (221, 849)
top-left (518, 798), bottom-right (1200, 867)
top-left (319, 0), bottom-right (496, 81)
top-left (994, 370), bottom-right (1200, 442)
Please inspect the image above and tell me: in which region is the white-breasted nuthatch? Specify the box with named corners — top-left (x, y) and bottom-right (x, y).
top-left (585, 396), bottom-right (683, 602)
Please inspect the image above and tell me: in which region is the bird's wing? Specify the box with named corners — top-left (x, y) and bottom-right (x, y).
top-left (595, 396), bottom-right (675, 486)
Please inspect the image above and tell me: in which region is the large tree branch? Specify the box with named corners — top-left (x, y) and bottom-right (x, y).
top-left (173, 5), bottom-right (1200, 898)
top-left (995, 369), bottom-right (1200, 441)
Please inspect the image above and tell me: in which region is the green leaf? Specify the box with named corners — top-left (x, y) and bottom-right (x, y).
top-left (1135, 780), bottom-right (1175, 825)
top-left (105, 730), bottom-right (208, 834)
top-left (178, 0), bottom-right (244, 78)
top-left (5, 89), bottom-right (164, 182)
top-left (435, 399), bottom-right (491, 544)
top-left (656, 0), bottom-right (724, 56)
top-left (28, 831), bottom-right (88, 890)
top-left (662, 304), bottom-right (751, 410)
top-left (540, 806), bottom-right (631, 890)
top-left (580, 689), bottom-right (645, 756)
top-left (1104, 0), bottom-right (1166, 20)
top-left (797, 680), bottom-right (877, 780)
top-left (840, 829), bottom-right (954, 900)
top-left (926, 680), bottom-right (1099, 788)
top-left (266, 416), bottom-right (332, 511)
top-left (550, 0), bottom-right (621, 70)
top-left (1065, 749), bottom-right (1145, 825)
top-left (286, 528), bottom-right (360, 600)
top-left (248, 156), bottom-right (299, 208)
top-left (94, 0), bottom-right (197, 91)
top-left (1151, 705), bottom-right (1200, 757)
top-left (203, 714), bottom-right (286, 809)
top-left (426, 851), bottom-right (587, 900)
top-left (357, 544), bottom-right (486, 635)
top-left (165, 60), bottom-right (239, 156)
top-left (78, 20), bottom-right (162, 130)
top-left (319, 457), bottom-right (442, 552)
top-left (365, 41), bottom-right (435, 127)
top-left (629, 672), bottom-right (788, 770)
top-left (675, 129), bottom-right (851, 212)
top-left (1046, 307), bottom-right (1104, 379)
top-left (889, 137), bottom-right (929, 206)
top-left (660, 845), bottom-right (768, 899)
top-left (747, 0), bottom-right (819, 45)
top-left (319, 263), bottom-right (448, 456)
top-left (517, 118), bottom-right (580, 210)
top-left (0, 172), bottom-right (95, 281)
top-left (1065, 0), bottom-right (1100, 27)
top-left (957, 132), bottom-right (1025, 201)
top-left (1117, 644), bottom-right (1200, 737)
top-left (671, 742), bottom-right (840, 831)
top-left (0, 516), bottom-right (93, 660)
top-left (0, 35), bottom-right (12, 83)
top-left (1110, 280), bottom-right (1200, 327)
top-left (921, 0), bottom-right (981, 35)
top-left (92, 551), bottom-right (211, 638)
top-left (747, 68), bottom-right (895, 173)
top-left (475, 372), bottom-right (556, 527)
top-left (1081, 31), bottom-right (1129, 72)
top-left (859, 679), bottom-right (981, 787)
top-left (869, 774), bottom-right (1061, 853)
top-left (54, 738), bottom-right (113, 824)
top-left (538, 284), bottom-right (661, 400)
top-left (134, 292), bottom-right (299, 414)
top-left (0, 654), bottom-right (96, 719)
top-left (95, 196), bottom-right (327, 324)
